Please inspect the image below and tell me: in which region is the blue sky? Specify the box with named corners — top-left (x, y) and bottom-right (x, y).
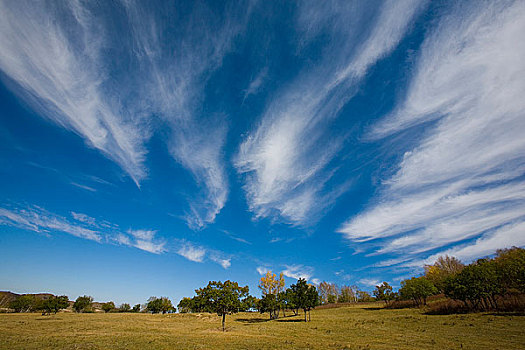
top-left (1, 0), bottom-right (524, 306)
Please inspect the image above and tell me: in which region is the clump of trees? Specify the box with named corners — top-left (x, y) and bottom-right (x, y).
top-left (8, 294), bottom-right (69, 314)
top-left (399, 277), bottom-right (437, 306)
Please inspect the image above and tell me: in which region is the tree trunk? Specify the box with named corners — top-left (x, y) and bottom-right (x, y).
top-left (304, 309), bottom-right (307, 322)
top-left (222, 313), bottom-right (225, 332)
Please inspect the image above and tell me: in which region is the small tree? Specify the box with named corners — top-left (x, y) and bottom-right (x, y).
top-left (177, 297), bottom-right (194, 313)
top-left (146, 297), bottom-right (173, 314)
top-left (258, 293), bottom-right (280, 319)
top-left (195, 280), bottom-right (250, 331)
top-left (132, 304), bottom-right (141, 313)
top-left (399, 277), bottom-right (437, 306)
top-left (39, 295), bottom-right (69, 315)
top-left (373, 282), bottom-right (395, 305)
top-left (119, 303), bottom-right (131, 312)
top-left (289, 278), bottom-right (319, 322)
top-left (102, 301), bottom-right (115, 313)
top-left (425, 255), bottom-right (464, 292)
top-left (73, 295), bottom-right (93, 313)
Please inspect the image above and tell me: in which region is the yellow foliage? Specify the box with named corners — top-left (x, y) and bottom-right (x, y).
top-left (259, 271), bottom-right (285, 296)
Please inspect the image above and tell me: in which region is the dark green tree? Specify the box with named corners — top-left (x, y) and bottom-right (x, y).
top-left (194, 280), bottom-right (250, 331)
top-left (146, 297), bottom-right (173, 314)
top-left (73, 295), bottom-right (93, 313)
top-left (132, 304), bottom-right (141, 313)
top-left (258, 293), bottom-right (280, 319)
top-left (399, 277), bottom-right (437, 306)
top-left (9, 295), bottom-right (36, 312)
top-left (102, 301), bottom-right (115, 313)
top-left (39, 295), bottom-right (69, 315)
top-left (289, 278), bottom-right (319, 322)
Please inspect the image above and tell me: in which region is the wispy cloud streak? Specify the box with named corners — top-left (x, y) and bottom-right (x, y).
top-left (236, 0), bottom-right (426, 225)
top-left (340, 0), bottom-right (525, 264)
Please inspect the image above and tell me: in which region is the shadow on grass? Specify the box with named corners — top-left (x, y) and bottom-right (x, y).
top-left (483, 312), bottom-right (525, 317)
top-left (361, 307), bottom-right (383, 311)
top-left (276, 318), bottom-right (305, 323)
top-left (235, 318), bottom-right (270, 324)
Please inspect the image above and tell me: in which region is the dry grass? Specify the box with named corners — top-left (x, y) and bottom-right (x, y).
top-left (0, 303), bottom-right (524, 349)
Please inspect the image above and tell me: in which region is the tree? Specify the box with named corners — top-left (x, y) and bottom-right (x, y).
top-left (177, 297), bottom-right (194, 313)
top-left (289, 278), bottom-right (319, 322)
top-left (356, 290), bottom-right (374, 302)
top-left (102, 301), bottom-right (115, 313)
top-left (195, 280), bottom-right (250, 331)
top-left (444, 258), bottom-right (502, 310)
top-left (495, 247), bottom-right (525, 293)
top-left (119, 303), bottom-right (131, 312)
top-left (338, 285), bottom-right (357, 303)
top-left (425, 255), bottom-right (464, 292)
top-left (132, 304), bottom-right (141, 313)
top-left (258, 293), bottom-right (280, 319)
top-left (73, 295), bottom-right (93, 313)
top-left (399, 277), bottom-right (437, 306)
top-left (146, 297), bottom-right (173, 314)
top-left (258, 271), bottom-right (286, 319)
top-left (9, 295), bottom-right (36, 312)
top-left (318, 282), bottom-right (339, 304)
top-left (36, 295), bottom-right (69, 315)
top-left (373, 282), bottom-right (395, 304)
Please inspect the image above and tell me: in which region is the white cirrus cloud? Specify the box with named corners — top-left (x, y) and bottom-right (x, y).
top-left (0, 205), bottom-right (101, 242)
top-left (235, 0), bottom-right (426, 225)
top-left (177, 242), bottom-right (206, 263)
top-left (0, 1), bottom-right (148, 185)
top-left (340, 0), bottom-right (525, 264)
top-left (256, 266), bottom-right (269, 275)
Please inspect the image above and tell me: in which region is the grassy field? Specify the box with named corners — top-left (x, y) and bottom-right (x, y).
top-left (0, 304), bottom-right (523, 349)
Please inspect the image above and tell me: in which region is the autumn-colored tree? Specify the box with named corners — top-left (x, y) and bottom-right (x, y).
top-left (318, 281), bottom-right (339, 304)
top-left (373, 282), bottom-right (395, 304)
top-left (425, 255), bottom-right (464, 292)
top-left (258, 271), bottom-right (285, 318)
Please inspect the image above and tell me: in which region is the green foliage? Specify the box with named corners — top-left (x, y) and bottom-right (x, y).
top-left (356, 290), bottom-right (374, 302)
top-left (177, 297), bottom-right (194, 313)
top-left (119, 303), bottom-right (131, 312)
top-left (289, 278), bottom-right (319, 322)
top-left (399, 277), bottom-right (437, 306)
top-left (258, 293), bottom-right (280, 319)
top-left (38, 295), bottom-right (69, 315)
top-left (495, 246), bottom-right (525, 293)
top-left (444, 258), bottom-right (502, 310)
top-left (102, 301), bottom-right (115, 313)
top-left (132, 304), bottom-right (141, 313)
top-left (146, 297), bottom-right (173, 314)
top-left (373, 282), bottom-right (395, 304)
top-left (194, 280), bottom-right (250, 331)
top-left (9, 295), bottom-right (36, 312)
top-left (73, 295), bottom-right (93, 313)
top-left (425, 255), bottom-right (464, 292)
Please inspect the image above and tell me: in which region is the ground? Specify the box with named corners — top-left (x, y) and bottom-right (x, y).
top-left (0, 304), bottom-right (523, 349)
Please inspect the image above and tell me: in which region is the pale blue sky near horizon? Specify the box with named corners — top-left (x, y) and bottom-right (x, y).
top-left (1, 0), bottom-right (524, 306)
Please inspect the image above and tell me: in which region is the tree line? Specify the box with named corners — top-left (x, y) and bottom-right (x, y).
top-left (371, 247), bottom-right (524, 312)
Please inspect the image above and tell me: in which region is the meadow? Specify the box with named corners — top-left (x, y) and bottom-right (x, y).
top-left (1, 304), bottom-right (523, 350)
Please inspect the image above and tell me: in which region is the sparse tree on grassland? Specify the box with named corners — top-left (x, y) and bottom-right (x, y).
top-left (119, 303), bottom-right (131, 312)
top-left (399, 277), bottom-right (437, 306)
top-left (73, 295), bottom-right (93, 313)
top-left (146, 297), bottom-right (173, 314)
top-left (102, 301), bottom-right (115, 313)
top-left (373, 282), bottom-right (395, 304)
top-left (39, 295), bottom-right (69, 315)
top-left (289, 278), bottom-right (319, 322)
top-left (258, 271), bottom-right (285, 318)
top-left (132, 304), bottom-right (141, 312)
top-left (194, 280), bottom-right (250, 331)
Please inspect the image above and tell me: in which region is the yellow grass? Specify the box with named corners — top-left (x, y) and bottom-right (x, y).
top-left (0, 304), bottom-right (524, 349)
